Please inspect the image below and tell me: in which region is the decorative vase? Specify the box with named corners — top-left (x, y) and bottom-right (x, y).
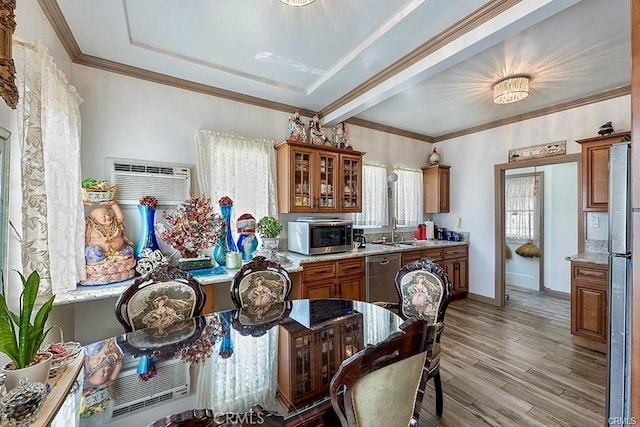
top-left (2, 352), bottom-right (53, 391)
top-left (213, 238), bottom-right (228, 266)
top-left (134, 204), bottom-right (160, 259)
top-left (261, 237), bottom-right (280, 263)
top-left (219, 204), bottom-right (238, 253)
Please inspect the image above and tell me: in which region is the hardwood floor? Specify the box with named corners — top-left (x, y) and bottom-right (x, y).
top-left (419, 286), bottom-right (606, 426)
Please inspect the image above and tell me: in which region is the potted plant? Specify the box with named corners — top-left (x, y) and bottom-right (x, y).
top-left (0, 271), bottom-right (56, 390)
top-left (256, 216), bottom-right (283, 262)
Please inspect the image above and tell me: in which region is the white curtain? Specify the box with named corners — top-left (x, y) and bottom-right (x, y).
top-left (394, 168), bottom-right (423, 227)
top-left (195, 131), bottom-right (277, 222)
top-left (505, 175), bottom-right (538, 240)
top-left (12, 39), bottom-right (85, 300)
top-left (196, 326), bottom-right (278, 412)
top-left (352, 164), bottom-right (388, 227)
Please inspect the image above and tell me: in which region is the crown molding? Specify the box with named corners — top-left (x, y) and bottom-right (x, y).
top-left (433, 86), bottom-right (631, 142)
top-left (37, 0), bottom-right (627, 145)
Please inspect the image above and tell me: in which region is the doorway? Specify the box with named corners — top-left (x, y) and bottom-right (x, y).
top-left (494, 153), bottom-right (581, 307)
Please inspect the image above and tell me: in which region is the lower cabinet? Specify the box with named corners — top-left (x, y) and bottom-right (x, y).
top-left (302, 258), bottom-right (365, 300)
top-left (277, 312), bottom-right (364, 411)
top-left (400, 244), bottom-right (468, 297)
top-left (571, 261), bottom-right (608, 353)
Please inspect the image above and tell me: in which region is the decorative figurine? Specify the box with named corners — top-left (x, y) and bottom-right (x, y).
top-left (429, 147), bottom-right (441, 165)
top-left (333, 122), bottom-right (350, 149)
top-left (308, 113), bottom-right (330, 145)
top-left (81, 201), bottom-right (136, 285)
top-left (598, 121), bottom-right (614, 136)
top-left (286, 111), bottom-right (307, 142)
top-left (236, 213), bottom-right (258, 261)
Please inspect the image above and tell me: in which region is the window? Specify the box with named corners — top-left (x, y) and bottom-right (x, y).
top-left (195, 131), bottom-right (278, 220)
top-left (352, 164), bottom-right (388, 227)
top-left (505, 174), bottom-right (540, 241)
top-left (394, 168), bottom-right (423, 227)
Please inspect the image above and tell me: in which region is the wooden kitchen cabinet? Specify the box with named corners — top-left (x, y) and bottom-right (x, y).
top-left (277, 312), bottom-right (364, 410)
top-left (276, 140), bottom-right (364, 213)
top-left (576, 132), bottom-right (630, 211)
top-left (400, 245), bottom-right (467, 297)
top-left (302, 258), bottom-right (365, 300)
top-left (443, 245), bottom-right (469, 296)
top-left (571, 261), bottom-right (608, 353)
top-left (422, 165), bottom-right (450, 213)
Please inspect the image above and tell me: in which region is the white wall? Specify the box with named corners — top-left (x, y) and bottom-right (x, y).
top-left (433, 95), bottom-right (630, 298)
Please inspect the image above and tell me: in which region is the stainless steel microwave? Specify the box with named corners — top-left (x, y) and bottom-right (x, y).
top-left (287, 218), bottom-right (353, 255)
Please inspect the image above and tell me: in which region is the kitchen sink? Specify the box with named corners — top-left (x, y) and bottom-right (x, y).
top-left (392, 240), bottom-right (439, 247)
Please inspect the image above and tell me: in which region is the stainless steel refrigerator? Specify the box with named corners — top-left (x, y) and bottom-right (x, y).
top-left (607, 141), bottom-right (633, 420)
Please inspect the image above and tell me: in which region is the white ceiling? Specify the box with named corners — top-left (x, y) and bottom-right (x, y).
top-left (51, 0), bottom-right (631, 141)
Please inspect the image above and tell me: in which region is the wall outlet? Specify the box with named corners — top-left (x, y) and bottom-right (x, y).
top-left (589, 216), bottom-right (599, 228)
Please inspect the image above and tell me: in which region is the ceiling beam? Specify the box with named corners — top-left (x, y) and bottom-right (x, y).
top-left (321, 0), bottom-right (581, 126)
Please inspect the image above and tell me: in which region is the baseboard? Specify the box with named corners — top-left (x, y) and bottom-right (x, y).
top-left (466, 292), bottom-right (498, 306)
top-left (543, 288), bottom-right (570, 300)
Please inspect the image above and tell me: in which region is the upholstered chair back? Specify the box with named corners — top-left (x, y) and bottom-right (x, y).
top-left (330, 319), bottom-right (436, 427)
top-left (395, 257), bottom-right (452, 331)
top-left (115, 264), bottom-right (205, 333)
top-left (231, 256), bottom-right (292, 310)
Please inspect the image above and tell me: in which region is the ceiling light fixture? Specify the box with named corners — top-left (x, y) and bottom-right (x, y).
top-left (280, 0), bottom-right (316, 6)
top-left (492, 75), bottom-right (530, 104)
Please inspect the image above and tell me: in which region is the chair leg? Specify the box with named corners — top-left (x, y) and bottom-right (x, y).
top-left (434, 371), bottom-right (443, 416)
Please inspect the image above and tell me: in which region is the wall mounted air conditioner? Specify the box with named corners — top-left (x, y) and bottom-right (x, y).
top-left (105, 158), bottom-right (194, 206)
top-left (107, 359), bottom-right (191, 420)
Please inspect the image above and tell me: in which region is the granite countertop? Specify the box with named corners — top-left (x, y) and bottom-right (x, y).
top-left (55, 240), bottom-right (467, 306)
top-left (565, 252), bottom-right (609, 265)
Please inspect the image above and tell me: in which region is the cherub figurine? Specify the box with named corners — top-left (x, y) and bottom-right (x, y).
top-left (287, 111), bottom-right (307, 142)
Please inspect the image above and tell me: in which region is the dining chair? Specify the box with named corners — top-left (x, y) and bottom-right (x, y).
top-left (115, 263), bottom-right (206, 333)
top-left (375, 257), bottom-right (452, 417)
top-left (329, 318), bottom-right (436, 427)
top-left (230, 255), bottom-right (292, 310)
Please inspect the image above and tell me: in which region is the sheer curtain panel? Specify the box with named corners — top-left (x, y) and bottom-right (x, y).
top-left (352, 164), bottom-right (388, 227)
top-left (195, 131), bottom-right (277, 220)
top-left (505, 175), bottom-right (538, 240)
top-left (12, 39), bottom-right (84, 301)
top-left (394, 168), bottom-right (423, 227)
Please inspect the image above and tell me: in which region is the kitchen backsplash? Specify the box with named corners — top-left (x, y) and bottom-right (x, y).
top-left (585, 239), bottom-right (608, 254)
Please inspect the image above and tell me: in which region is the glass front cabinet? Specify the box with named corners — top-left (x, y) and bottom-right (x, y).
top-left (276, 140), bottom-right (363, 213)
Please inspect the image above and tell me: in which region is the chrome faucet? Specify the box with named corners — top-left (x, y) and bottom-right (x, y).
top-left (390, 217), bottom-right (397, 244)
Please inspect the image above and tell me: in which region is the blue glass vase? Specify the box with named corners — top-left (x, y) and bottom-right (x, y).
top-left (134, 204), bottom-right (160, 259)
top-left (219, 204), bottom-right (238, 252)
top-left (213, 237), bottom-right (227, 266)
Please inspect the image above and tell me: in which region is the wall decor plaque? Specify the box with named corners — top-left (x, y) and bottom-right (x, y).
top-left (508, 140), bottom-right (566, 162)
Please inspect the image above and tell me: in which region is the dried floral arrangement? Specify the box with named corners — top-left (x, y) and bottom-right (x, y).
top-left (139, 195), bottom-right (158, 208)
top-left (156, 196), bottom-right (223, 258)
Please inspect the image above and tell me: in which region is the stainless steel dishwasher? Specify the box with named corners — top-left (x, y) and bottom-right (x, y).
top-left (365, 253), bottom-right (401, 302)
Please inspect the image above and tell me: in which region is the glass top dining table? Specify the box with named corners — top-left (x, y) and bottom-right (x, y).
top-left (60, 299), bottom-right (404, 427)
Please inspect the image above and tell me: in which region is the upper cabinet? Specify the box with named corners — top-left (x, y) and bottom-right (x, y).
top-left (276, 140), bottom-right (364, 213)
top-left (576, 132), bottom-right (630, 211)
top-left (422, 165), bottom-right (450, 213)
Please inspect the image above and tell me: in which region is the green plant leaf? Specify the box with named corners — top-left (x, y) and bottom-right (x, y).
top-left (0, 315), bottom-right (18, 367)
top-left (17, 271), bottom-right (40, 367)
